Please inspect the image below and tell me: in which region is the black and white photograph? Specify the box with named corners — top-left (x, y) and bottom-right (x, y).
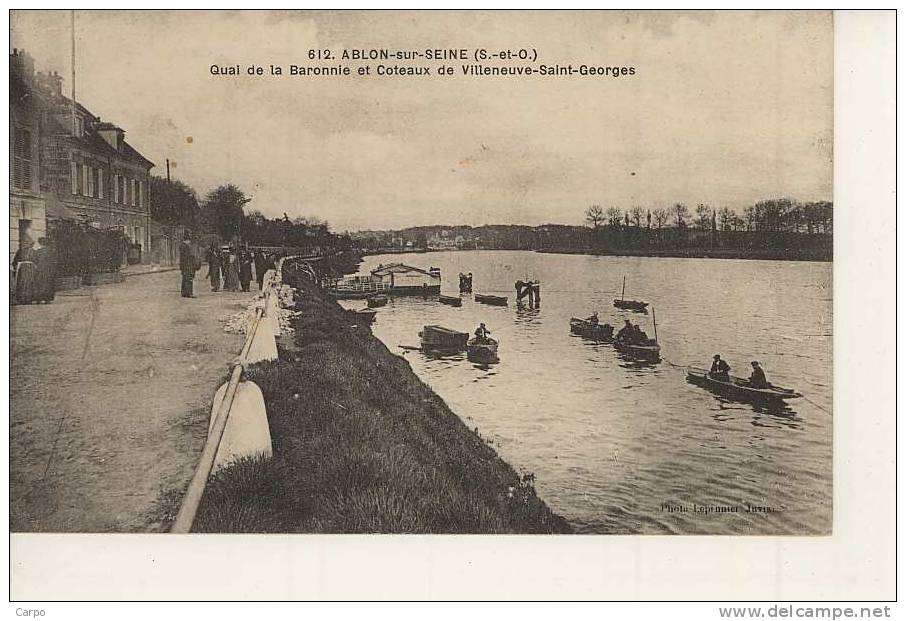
top-left (5, 8), bottom-right (896, 605)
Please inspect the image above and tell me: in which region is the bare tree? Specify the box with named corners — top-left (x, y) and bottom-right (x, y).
top-left (718, 207), bottom-right (734, 231)
top-left (585, 205), bottom-right (604, 228)
top-left (674, 203), bottom-right (689, 227)
top-left (605, 206), bottom-right (623, 228)
top-left (630, 206), bottom-right (643, 227)
top-left (652, 208), bottom-right (669, 229)
top-left (695, 204), bottom-right (712, 229)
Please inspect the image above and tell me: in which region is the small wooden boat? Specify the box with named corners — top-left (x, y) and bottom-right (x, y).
top-left (439, 294), bottom-right (462, 307)
top-left (352, 308), bottom-right (377, 324)
top-left (467, 337), bottom-right (499, 363)
top-left (419, 325), bottom-right (469, 353)
top-left (613, 338), bottom-right (661, 362)
top-left (475, 294), bottom-right (508, 306)
top-left (367, 294), bottom-right (389, 308)
top-left (613, 276), bottom-right (648, 312)
top-left (686, 367), bottom-right (802, 403)
top-left (569, 318), bottom-right (614, 341)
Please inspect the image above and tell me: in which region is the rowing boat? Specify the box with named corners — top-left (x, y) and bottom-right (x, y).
top-left (439, 294), bottom-right (462, 307)
top-left (475, 294), bottom-right (508, 306)
top-left (419, 324), bottom-right (469, 353)
top-left (467, 337), bottom-right (499, 363)
top-left (686, 366), bottom-right (802, 403)
top-left (613, 276), bottom-right (648, 312)
top-left (613, 337), bottom-right (661, 361)
top-left (569, 318), bottom-right (614, 341)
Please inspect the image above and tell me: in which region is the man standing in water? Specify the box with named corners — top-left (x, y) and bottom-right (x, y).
top-left (178, 233), bottom-right (198, 298)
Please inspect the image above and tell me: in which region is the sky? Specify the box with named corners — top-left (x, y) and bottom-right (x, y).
top-left (10, 10), bottom-right (833, 232)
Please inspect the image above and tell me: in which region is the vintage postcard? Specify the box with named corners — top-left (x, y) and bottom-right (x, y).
top-left (7, 7), bottom-right (895, 604)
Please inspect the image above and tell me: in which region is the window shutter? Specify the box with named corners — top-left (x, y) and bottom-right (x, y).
top-left (82, 164), bottom-right (89, 196)
top-left (99, 169), bottom-right (104, 199)
top-left (71, 161), bottom-right (78, 194)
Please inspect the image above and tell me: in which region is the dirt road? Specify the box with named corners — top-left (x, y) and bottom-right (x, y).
top-left (10, 270), bottom-right (255, 532)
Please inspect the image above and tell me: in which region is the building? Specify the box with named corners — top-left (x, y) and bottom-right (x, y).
top-left (9, 50), bottom-right (47, 262)
top-left (371, 263), bottom-right (441, 294)
top-left (18, 51), bottom-right (155, 264)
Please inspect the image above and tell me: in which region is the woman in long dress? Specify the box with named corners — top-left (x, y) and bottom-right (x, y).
top-left (223, 248), bottom-right (241, 291)
top-left (11, 241), bottom-right (38, 304)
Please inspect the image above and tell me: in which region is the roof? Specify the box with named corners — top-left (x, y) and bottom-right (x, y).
top-left (371, 263), bottom-right (438, 277)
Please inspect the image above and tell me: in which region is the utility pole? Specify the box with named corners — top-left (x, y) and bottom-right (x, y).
top-left (166, 158), bottom-right (171, 183)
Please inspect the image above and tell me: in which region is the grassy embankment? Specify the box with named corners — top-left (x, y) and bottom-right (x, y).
top-left (185, 262), bottom-right (570, 533)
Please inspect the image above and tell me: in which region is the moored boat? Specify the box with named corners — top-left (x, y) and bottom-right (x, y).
top-left (613, 276), bottom-right (648, 312)
top-left (475, 293), bottom-right (508, 306)
top-left (686, 366), bottom-right (802, 403)
top-left (467, 337), bottom-right (499, 363)
top-left (613, 337), bottom-right (661, 362)
top-left (439, 294), bottom-right (462, 307)
top-left (367, 294), bottom-right (389, 308)
top-left (352, 308), bottom-right (377, 324)
top-left (569, 318), bottom-right (614, 341)
top-left (419, 325), bottom-right (469, 353)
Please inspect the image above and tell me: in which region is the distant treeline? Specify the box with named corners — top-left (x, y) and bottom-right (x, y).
top-left (352, 199), bottom-right (832, 261)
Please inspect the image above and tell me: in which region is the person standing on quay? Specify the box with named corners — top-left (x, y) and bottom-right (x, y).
top-left (238, 249), bottom-right (253, 292)
top-left (254, 250), bottom-right (267, 290)
top-left (32, 237), bottom-right (57, 303)
top-left (205, 243), bottom-right (222, 292)
top-left (178, 233), bottom-right (198, 298)
top-left (11, 239), bottom-right (38, 304)
top-left (223, 246), bottom-right (240, 292)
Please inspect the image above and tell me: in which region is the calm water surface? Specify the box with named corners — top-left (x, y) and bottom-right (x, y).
top-left (344, 251), bottom-right (832, 534)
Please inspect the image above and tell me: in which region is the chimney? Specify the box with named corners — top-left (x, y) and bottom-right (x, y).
top-left (34, 70), bottom-right (63, 98)
top-left (10, 49), bottom-right (36, 83)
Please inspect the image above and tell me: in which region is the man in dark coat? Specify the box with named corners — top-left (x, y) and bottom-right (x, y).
top-left (254, 251), bottom-right (267, 290)
top-left (179, 234), bottom-right (197, 298)
top-left (205, 243), bottom-right (222, 292)
top-left (749, 361), bottom-right (769, 388)
top-left (238, 250), bottom-right (253, 292)
top-left (709, 354), bottom-right (731, 381)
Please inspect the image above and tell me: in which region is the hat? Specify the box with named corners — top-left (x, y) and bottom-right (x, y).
top-left (713, 354), bottom-right (721, 360)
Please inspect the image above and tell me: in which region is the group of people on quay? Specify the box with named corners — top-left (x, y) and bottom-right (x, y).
top-left (11, 237), bottom-right (57, 305)
top-left (186, 241), bottom-right (275, 298)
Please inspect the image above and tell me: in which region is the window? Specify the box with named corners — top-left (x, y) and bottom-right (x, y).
top-left (70, 161), bottom-right (78, 195)
top-left (136, 181), bottom-right (143, 208)
top-left (12, 127), bottom-right (33, 191)
top-left (98, 169), bottom-right (104, 199)
top-left (131, 179), bottom-right (137, 207)
top-left (76, 163), bottom-right (84, 195)
top-left (113, 174), bottom-right (119, 203)
top-left (82, 164), bottom-right (90, 196)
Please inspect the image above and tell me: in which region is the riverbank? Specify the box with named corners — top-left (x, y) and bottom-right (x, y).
top-left (185, 261), bottom-right (570, 533)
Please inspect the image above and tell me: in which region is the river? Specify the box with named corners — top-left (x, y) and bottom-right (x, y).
top-left (341, 250), bottom-right (832, 534)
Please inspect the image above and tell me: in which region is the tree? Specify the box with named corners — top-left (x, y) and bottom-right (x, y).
top-left (585, 205), bottom-right (604, 228)
top-left (630, 207), bottom-right (643, 227)
top-left (605, 207), bottom-right (622, 228)
top-left (201, 184), bottom-right (251, 241)
top-left (652, 208), bottom-right (669, 229)
top-left (674, 203), bottom-right (689, 227)
top-left (150, 176), bottom-right (199, 227)
top-left (695, 204), bottom-right (712, 229)
top-left (718, 207), bottom-right (734, 231)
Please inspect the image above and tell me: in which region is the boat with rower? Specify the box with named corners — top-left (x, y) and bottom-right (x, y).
top-left (686, 367), bottom-right (802, 404)
top-left (569, 317), bottom-right (614, 341)
top-left (613, 338), bottom-right (661, 361)
top-left (467, 336), bottom-right (499, 364)
top-left (475, 293), bottom-right (508, 306)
